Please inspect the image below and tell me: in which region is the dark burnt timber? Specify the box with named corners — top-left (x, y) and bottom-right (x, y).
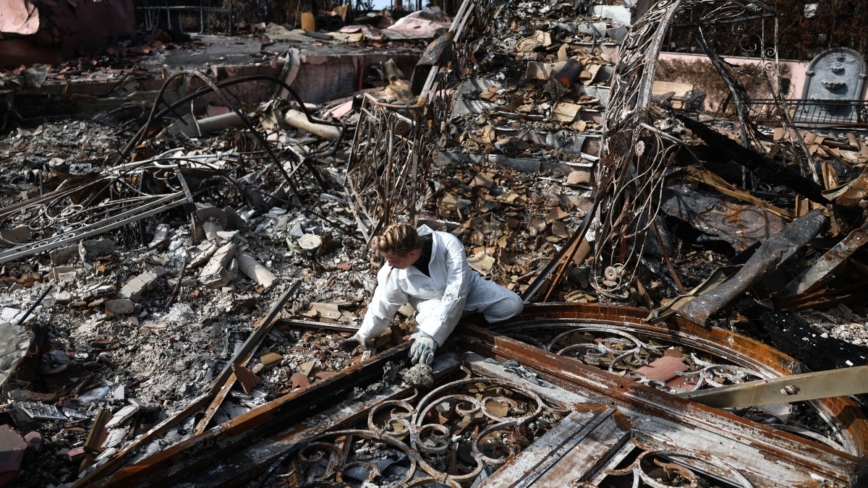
top-left (677, 114), bottom-right (830, 205)
top-left (677, 209), bottom-right (829, 326)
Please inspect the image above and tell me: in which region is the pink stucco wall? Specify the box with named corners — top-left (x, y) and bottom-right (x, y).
top-left (656, 52), bottom-right (868, 102)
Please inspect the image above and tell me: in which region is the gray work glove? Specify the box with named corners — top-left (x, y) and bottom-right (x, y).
top-left (409, 330), bottom-right (437, 365)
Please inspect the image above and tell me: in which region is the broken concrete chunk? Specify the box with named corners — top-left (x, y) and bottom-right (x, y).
top-left (0, 321), bottom-right (31, 390)
top-left (50, 245), bottom-right (80, 265)
top-left (53, 291), bottom-right (72, 304)
top-left (150, 224), bottom-right (171, 246)
top-left (298, 234), bottom-right (322, 251)
top-left (105, 404), bottom-right (139, 429)
top-left (202, 221), bottom-right (224, 241)
top-left (102, 428), bottom-right (127, 450)
top-left (188, 240), bottom-right (218, 268)
top-left (78, 239), bottom-right (118, 262)
top-left (199, 243), bottom-right (238, 288)
top-left (119, 269), bottom-right (163, 302)
top-left (236, 252), bottom-right (278, 289)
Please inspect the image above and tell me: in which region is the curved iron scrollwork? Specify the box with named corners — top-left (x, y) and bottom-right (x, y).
top-left (0, 170), bottom-right (191, 264)
top-left (260, 376), bottom-right (567, 487)
top-left (501, 322), bottom-right (766, 393)
top-left (595, 0), bottom-right (782, 298)
top-left (572, 437), bottom-right (754, 488)
top-left (499, 320), bottom-right (849, 453)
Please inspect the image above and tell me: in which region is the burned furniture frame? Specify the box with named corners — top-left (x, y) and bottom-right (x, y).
top-left (78, 304), bottom-right (867, 487)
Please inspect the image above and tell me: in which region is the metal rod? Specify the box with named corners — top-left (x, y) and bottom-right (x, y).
top-left (208, 281), bottom-right (301, 396)
top-left (16, 284), bottom-right (53, 326)
top-left (677, 365), bottom-right (868, 408)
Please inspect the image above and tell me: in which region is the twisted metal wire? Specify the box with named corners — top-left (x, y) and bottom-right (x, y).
top-left (594, 0), bottom-right (782, 299)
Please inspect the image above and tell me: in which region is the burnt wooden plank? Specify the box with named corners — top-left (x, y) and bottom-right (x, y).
top-left (480, 407), bottom-right (630, 488)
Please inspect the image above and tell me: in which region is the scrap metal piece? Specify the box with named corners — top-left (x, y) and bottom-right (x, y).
top-left (457, 326), bottom-right (863, 486)
top-left (0, 186), bottom-right (189, 264)
top-left (17, 402), bottom-right (67, 421)
top-left (778, 220), bottom-right (868, 299)
top-left (481, 407), bottom-right (630, 487)
top-left (194, 281), bottom-right (300, 434)
top-left (79, 342), bottom-right (421, 487)
top-left (678, 209), bottom-right (828, 326)
top-left (678, 365), bottom-right (868, 409)
top-left (677, 114), bottom-right (829, 204)
top-left (492, 303), bottom-right (868, 457)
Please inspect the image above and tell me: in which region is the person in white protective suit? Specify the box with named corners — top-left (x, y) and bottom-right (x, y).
top-left (344, 223), bottom-right (524, 365)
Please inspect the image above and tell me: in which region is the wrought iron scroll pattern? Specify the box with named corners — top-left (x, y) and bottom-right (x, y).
top-left (500, 320), bottom-right (849, 452)
top-left (0, 173), bottom-right (190, 263)
top-left (595, 0), bottom-right (779, 298)
top-left (345, 96), bottom-right (435, 243)
top-left (572, 437), bottom-right (754, 488)
top-left (260, 375), bottom-right (566, 487)
top-left (500, 322), bottom-right (766, 393)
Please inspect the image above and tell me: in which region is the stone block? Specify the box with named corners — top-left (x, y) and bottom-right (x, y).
top-left (105, 299), bottom-right (135, 316)
top-left (199, 242), bottom-right (238, 289)
top-left (119, 270), bottom-right (162, 302)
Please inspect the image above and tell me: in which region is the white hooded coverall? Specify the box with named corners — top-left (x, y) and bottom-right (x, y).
top-left (358, 225), bottom-right (524, 346)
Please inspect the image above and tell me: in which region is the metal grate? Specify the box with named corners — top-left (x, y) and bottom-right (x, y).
top-left (137, 0), bottom-right (234, 34)
top-left (746, 98), bottom-right (868, 126)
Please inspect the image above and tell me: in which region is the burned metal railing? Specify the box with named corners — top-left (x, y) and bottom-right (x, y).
top-left (0, 158), bottom-right (197, 264)
top-left (345, 0), bottom-right (496, 242)
top-left (746, 98), bottom-right (868, 126)
top-left (593, 0), bottom-right (782, 299)
top-left (345, 95), bottom-right (434, 242)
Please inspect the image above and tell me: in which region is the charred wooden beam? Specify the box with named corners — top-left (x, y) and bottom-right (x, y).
top-left (677, 209), bottom-right (828, 326)
top-left (676, 114), bottom-right (829, 204)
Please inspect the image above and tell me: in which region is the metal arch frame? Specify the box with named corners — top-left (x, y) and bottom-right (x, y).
top-left (467, 303), bottom-right (868, 458)
top-left (594, 0), bottom-right (782, 298)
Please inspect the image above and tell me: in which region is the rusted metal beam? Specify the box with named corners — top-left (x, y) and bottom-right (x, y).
top-left (492, 303), bottom-right (868, 457)
top-left (208, 281), bottom-right (300, 396)
top-left (678, 365), bottom-right (868, 408)
top-left (523, 188), bottom-right (600, 303)
top-left (0, 191), bottom-right (189, 264)
top-left (165, 353), bottom-right (463, 487)
top-left (194, 281), bottom-right (301, 434)
top-left (677, 209), bottom-right (828, 325)
top-left (273, 318), bottom-right (359, 333)
top-left (73, 392), bottom-right (213, 488)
